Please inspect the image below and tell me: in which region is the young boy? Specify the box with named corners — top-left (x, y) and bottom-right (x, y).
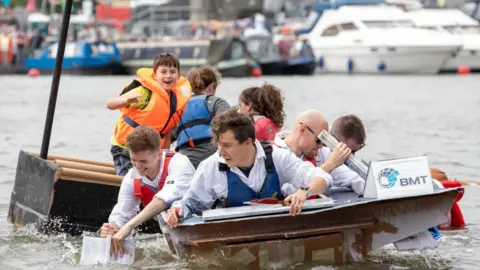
top-left (107, 53), bottom-right (192, 176)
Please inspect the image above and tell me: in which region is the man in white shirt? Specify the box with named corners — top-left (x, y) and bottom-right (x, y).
top-left (274, 110), bottom-right (366, 196)
top-left (165, 108), bottom-right (350, 228)
top-left (100, 125), bottom-right (195, 255)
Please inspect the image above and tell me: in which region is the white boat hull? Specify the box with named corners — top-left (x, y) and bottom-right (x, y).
top-left (315, 45), bottom-right (454, 74)
top-left (442, 51), bottom-right (480, 71)
top-left (441, 48), bottom-right (480, 72)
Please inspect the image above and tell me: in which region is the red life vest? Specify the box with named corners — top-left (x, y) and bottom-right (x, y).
top-left (253, 115), bottom-right (279, 142)
top-left (133, 151), bottom-right (174, 207)
top-left (438, 180), bottom-right (465, 230)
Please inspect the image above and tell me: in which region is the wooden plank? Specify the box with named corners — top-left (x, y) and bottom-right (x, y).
top-left (30, 152), bottom-right (114, 167)
top-left (58, 168), bottom-right (123, 185)
top-left (219, 233), bottom-right (346, 267)
top-left (55, 160), bottom-right (116, 175)
top-left (284, 221), bottom-right (375, 239)
top-left (184, 220), bottom-right (375, 246)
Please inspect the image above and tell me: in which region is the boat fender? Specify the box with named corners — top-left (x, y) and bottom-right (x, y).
top-left (318, 56), bottom-right (324, 68)
top-left (347, 57), bottom-right (354, 73)
top-left (377, 60), bottom-right (386, 72)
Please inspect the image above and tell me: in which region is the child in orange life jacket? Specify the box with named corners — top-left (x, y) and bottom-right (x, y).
top-left (237, 83), bottom-right (286, 142)
top-left (107, 53), bottom-right (192, 176)
top-left (100, 125), bottom-right (195, 242)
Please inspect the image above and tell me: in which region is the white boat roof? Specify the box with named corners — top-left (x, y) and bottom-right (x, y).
top-left (321, 5), bottom-right (412, 22)
top-left (408, 9), bottom-right (479, 27)
top-left (27, 13), bottom-right (51, 23)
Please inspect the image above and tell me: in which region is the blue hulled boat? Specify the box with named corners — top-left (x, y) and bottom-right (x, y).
top-left (24, 40), bottom-right (123, 75)
top-left (277, 37), bottom-right (317, 75)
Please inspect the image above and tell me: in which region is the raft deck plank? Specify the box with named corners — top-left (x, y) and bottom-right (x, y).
top-left (185, 220), bottom-right (375, 246)
top-left (202, 197), bottom-right (335, 221)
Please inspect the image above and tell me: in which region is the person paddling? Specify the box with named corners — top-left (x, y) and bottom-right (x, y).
top-left (237, 83), bottom-right (285, 141)
top-left (107, 53), bottom-right (192, 176)
top-left (165, 108), bottom-right (350, 228)
top-left (101, 126), bottom-right (194, 252)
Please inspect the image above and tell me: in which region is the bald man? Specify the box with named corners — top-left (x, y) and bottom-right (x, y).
top-left (273, 109), bottom-right (366, 196)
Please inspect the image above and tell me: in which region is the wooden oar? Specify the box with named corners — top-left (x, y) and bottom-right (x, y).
top-left (454, 179), bottom-right (480, 187)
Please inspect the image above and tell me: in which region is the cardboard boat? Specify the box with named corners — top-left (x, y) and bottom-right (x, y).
top-left (158, 187), bottom-right (460, 267)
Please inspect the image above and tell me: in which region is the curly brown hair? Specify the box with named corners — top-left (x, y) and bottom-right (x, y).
top-left (211, 107), bottom-right (256, 143)
top-left (186, 66), bottom-right (221, 94)
top-left (239, 83), bottom-right (285, 128)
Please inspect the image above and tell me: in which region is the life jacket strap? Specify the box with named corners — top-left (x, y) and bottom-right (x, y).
top-left (133, 178), bottom-right (142, 199)
top-left (124, 115), bottom-right (140, 128)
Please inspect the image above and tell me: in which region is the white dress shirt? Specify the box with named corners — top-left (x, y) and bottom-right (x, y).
top-left (171, 140), bottom-right (333, 218)
top-left (108, 151), bottom-right (195, 228)
top-left (273, 131), bottom-right (366, 196)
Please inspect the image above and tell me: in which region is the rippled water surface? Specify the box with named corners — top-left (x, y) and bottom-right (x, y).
top-left (0, 74), bottom-right (479, 269)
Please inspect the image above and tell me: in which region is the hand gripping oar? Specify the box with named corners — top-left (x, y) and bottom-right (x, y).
top-left (318, 130), bottom-right (369, 180)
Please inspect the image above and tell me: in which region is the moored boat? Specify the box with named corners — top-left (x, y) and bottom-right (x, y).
top-left (276, 33), bottom-right (317, 75)
top-left (407, 8), bottom-right (480, 72)
top-left (118, 36), bottom-right (260, 77)
top-left (302, 5), bottom-right (461, 74)
top-left (243, 33), bottom-right (285, 75)
top-left (24, 40), bottom-right (124, 75)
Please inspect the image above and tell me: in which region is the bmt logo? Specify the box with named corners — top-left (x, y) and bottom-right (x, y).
top-left (377, 168), bottom-right (428, 188)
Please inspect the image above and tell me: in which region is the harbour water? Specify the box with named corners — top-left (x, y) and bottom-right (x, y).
top-left (0, 74), bottom-right (479, 269)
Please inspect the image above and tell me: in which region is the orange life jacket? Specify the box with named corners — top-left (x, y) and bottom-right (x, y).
top-left (113, 68), bottom-right (192, 148)
top-left (133, 151), bottom-right (175, 207)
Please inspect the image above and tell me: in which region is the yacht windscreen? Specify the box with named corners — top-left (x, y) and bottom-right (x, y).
top-left (303, 11), bottom-right (320, 31)
top-left (362, 20), bottom-right (415, 28)
top-left (245, 37), bottom-right (279, 58)
top-left (444, 25), bottom-right (480, 34)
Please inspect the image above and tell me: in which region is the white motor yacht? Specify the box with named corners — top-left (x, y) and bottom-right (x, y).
top-left (302, 5), bottom-right (462, 74)
top-left (407, 8), bottom-right (480, 72)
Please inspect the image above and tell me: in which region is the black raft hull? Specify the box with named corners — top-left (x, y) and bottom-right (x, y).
top-left (7, 150), bottom-right (160, 236)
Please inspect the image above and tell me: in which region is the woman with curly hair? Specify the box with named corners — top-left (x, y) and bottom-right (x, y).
top-left (237, 83), bottom-right (286, 141)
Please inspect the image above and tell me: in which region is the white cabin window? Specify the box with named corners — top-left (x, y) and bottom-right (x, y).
top-left (231, 41), bottom-right (244, 59)
top-left (304, 11), bottom-right (320, 31)
top-left (362, 20), bottom-right (415, 29)
top-left (338, 23), bottom-right (358, 31)
top-left (321, 25), bottom-right (339, 36)
top-left (444, 25), bottom-right (480, 34)
top-left (49, 43), bottom-right (77, 57)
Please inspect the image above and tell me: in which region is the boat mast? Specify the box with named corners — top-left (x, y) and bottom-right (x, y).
top-left (39, 0), bottom-right (73, 160)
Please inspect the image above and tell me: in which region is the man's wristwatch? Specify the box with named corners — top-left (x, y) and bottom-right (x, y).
top-left (300, 186), bottom-right (311, 198)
